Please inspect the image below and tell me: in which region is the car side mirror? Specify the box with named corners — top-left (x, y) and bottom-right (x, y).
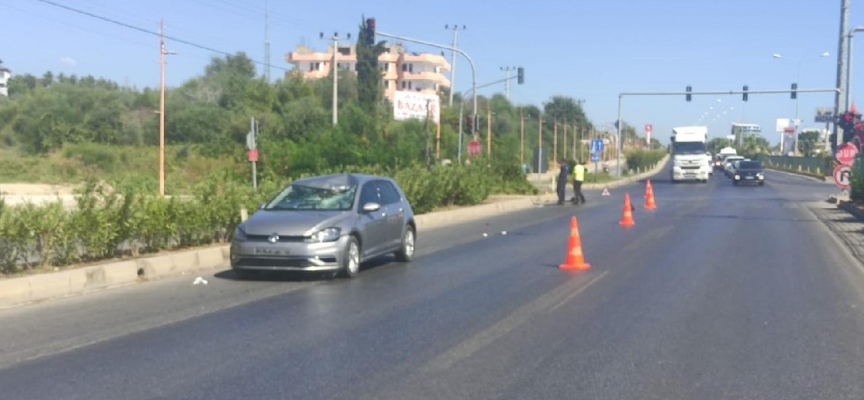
top-left (362, 202), bottom-right (381, 213)
top-left (257, 202), bottom-right (266, 210)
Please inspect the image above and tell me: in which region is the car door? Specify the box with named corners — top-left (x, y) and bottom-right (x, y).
top-left (357, 181), bottom-right (387, 257)
top-left (374, 180), bottom-right (405, 250)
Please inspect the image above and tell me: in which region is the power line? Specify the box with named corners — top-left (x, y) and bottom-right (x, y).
top-left (33, 0), bottom-right (290, 72)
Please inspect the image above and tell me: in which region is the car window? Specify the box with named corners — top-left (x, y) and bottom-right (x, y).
top-left (376, 180), bottom-right (401, 205)
top-left (739, 161), bottom-right (761, 169)
top-left (359, 182), bottom-right (380, 206)
top-left (264, 184), bottom-right (356, 211)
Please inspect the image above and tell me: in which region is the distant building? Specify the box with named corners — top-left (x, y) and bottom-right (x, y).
top-left (285, 43), bottom-right (451, 101)
top-left (0, 60), bottom-right (10, 97)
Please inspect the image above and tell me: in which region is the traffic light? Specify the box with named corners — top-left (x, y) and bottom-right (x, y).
top-left (517, 67), bottom-right (524, 85)
top-left (465, 116), bottom-right (473, 135)
top-left (365, 18), bottom-right (376, 45)
top-left (742, 85), bottom-right (748, 102)
top-left (837, 111), bottom-right (861, 143)
top-left (686, 85), bottom-right (692, 102)
top-left (791, 82), bottom-right (797, 100)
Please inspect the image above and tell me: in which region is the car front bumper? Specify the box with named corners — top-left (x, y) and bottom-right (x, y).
top-left (734, 175), bottom-right (764, 184)
top-left (672, 167), bottom-right (709, 180)
top-left (229, 236), bottom-right (349, 272)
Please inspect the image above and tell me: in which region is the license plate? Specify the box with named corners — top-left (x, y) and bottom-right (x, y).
top-left (255, 247), bottom-right (288, 255)
top-left (745, 176), bottom-right (754, 180)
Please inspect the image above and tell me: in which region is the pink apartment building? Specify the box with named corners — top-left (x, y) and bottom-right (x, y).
top-left (285, 43), bottom-right (451, 101)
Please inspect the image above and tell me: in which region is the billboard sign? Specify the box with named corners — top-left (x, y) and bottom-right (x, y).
top-left (815, 107), bottom-right (835, 123)
top-left (393, 91), bottom-right (440, 124)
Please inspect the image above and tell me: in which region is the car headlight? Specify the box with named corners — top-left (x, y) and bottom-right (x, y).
top-left (757, 173), bottom-right (764, 179)
top-left (307, 227), bottom-right (341, 243)
top-left (734, 175), bottom-right (740, 180)
top-left (233, 225), bottom-right (247, 241)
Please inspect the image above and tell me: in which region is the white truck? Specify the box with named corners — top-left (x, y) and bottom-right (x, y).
top-left (670, 126), bottom-right (711, 183)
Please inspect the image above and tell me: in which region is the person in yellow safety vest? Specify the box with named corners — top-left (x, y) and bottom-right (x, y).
top-left (571, 160), bottom-right (587, 205)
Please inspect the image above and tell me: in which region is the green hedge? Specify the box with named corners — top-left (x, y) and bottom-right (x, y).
top-left (0, 161), bottom-right (536, 275)
top-left (625, 149), bottom-right (667, 172)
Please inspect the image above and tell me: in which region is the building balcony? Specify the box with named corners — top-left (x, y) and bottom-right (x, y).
top-left (399, 71), bottom-right (451, 87)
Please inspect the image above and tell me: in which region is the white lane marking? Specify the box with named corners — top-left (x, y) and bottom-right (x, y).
top-left (547, 271), bottom-right (610, 312)
top-left (421, 270), bottom-right (609, 373)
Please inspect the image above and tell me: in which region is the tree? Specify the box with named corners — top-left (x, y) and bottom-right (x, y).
top-left (356, 17), bottom-right (386, 115)
top-left (797, 130), bottom-right (821, 157)
top-left (542, 96), bottom-right (592, 132)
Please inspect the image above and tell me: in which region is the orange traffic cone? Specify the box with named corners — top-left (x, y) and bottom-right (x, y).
top-left (559, 216), bottom-right (590, 270)
top-left (644, 180), bottom-right (657, 209)
top-left (619, 193), bottom-right (636, 226)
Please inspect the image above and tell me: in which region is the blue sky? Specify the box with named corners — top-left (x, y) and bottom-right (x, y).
top-left (0, 0), bottom-right (855, 144)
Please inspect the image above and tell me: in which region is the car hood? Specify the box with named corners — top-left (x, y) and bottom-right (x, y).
top-left (736, 168), bottom-right (763, 174)
top-left (242, 210), bottom-right (353, 237)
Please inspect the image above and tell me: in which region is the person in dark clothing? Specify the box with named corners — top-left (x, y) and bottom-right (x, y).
top-left (556, 160), bottom-right (570, 205)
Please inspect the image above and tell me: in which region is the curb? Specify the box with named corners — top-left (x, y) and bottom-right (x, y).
top-left (0, 247), bottom-right (230, 309)
top-left (765, 167), bottom-right (829, 182)
top-left (0, 192), bottom-right (577, 309)
top-left (582, 154), bottom-right (670, 190)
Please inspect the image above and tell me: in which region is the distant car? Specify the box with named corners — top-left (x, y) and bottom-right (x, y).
top-left (230, 174), bottom-right (417, 279)
top-left (733, 160), bottom-right (765, 186)
top-left (724, 156), bottom-right (744, 177)
top-left (713, 155), bottom-right (726, 170)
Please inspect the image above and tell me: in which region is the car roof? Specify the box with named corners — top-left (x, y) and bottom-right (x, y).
top-left (292, 173), bottom-right (392, 190)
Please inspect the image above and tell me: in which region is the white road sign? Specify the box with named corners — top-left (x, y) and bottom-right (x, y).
top-left (393, 91), bottom-right (440, 124)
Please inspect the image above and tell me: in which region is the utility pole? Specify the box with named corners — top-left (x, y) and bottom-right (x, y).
top-left (563, 120), bottom-right (568, 161)
top-left (500, 66), bottom-right (516, 100)
top-left (157, 18), bottom-right (176, 197)
top-left (445, 24), bottom-right (466, 107)
top-left (520, 107), bottom-right (525, 164)
top-left (572, 123), bottom-right (576, 161)
top-left (487, 104), bottom-right (492, 157)
top-left (264, 0), bottom-right (271, 82)
top-left (553, 119), bottom-right (558, 166)
top-left (538, 115), bottom-right (543, 176)
top-left (425, 99), bottom-right (432, 168)
top-left (323, 32), bottom-right (350, 126)
top-left (835, 0), bottom-right (851, 152)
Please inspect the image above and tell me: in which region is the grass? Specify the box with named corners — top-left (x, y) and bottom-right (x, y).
top-left (0, 144), bottom-right (239, 194)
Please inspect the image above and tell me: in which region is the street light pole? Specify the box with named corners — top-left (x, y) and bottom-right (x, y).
top-left (376, 31), bottom-right (479, 152)
top-left (445, 24), bottom-right (466, 108)
top-left (157, 18), bottom-right (176, 197)
top-left (323, 32), bottom-right (350, 126)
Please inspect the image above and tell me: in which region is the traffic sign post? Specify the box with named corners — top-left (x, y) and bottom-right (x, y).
top-left (247, 118), bottom-right (258, 190)
top-left (467, 140), bottom-right (481, 157)
top-left (590, 138), bottom-right (604, 181)
top-left (836, 143), bottom-right (858, 165)
top-left (834, 164), bottom-right (852, 189)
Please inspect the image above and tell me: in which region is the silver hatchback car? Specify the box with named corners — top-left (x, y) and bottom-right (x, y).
top-left (230, 174), bottom-right (416, 278)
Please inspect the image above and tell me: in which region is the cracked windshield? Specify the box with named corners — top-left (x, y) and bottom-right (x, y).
top-left (3, 0), bottom-right (864, 399)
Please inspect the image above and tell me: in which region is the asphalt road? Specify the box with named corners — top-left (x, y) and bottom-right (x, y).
top-left (2, 167), bottom-right (864, 399)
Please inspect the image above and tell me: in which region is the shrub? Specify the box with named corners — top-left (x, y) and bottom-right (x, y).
top-left (625, 149), bottom-right (667, 172)
top-left (0, 159), bottom-right (537, 275)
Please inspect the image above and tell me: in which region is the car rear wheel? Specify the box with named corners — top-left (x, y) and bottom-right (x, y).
top-left (340, 237), bottom-right (361, 278)
top-left (395, 226), bottom-right (416, 262)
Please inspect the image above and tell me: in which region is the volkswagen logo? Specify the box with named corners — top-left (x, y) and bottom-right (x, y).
top-left (268, 233), bottom-right (280, 244)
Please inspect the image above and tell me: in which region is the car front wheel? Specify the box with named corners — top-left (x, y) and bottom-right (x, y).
top-left (340, 237), bottom-right (361, 278)
top-left (395, 226), bottom-right (416, 262)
